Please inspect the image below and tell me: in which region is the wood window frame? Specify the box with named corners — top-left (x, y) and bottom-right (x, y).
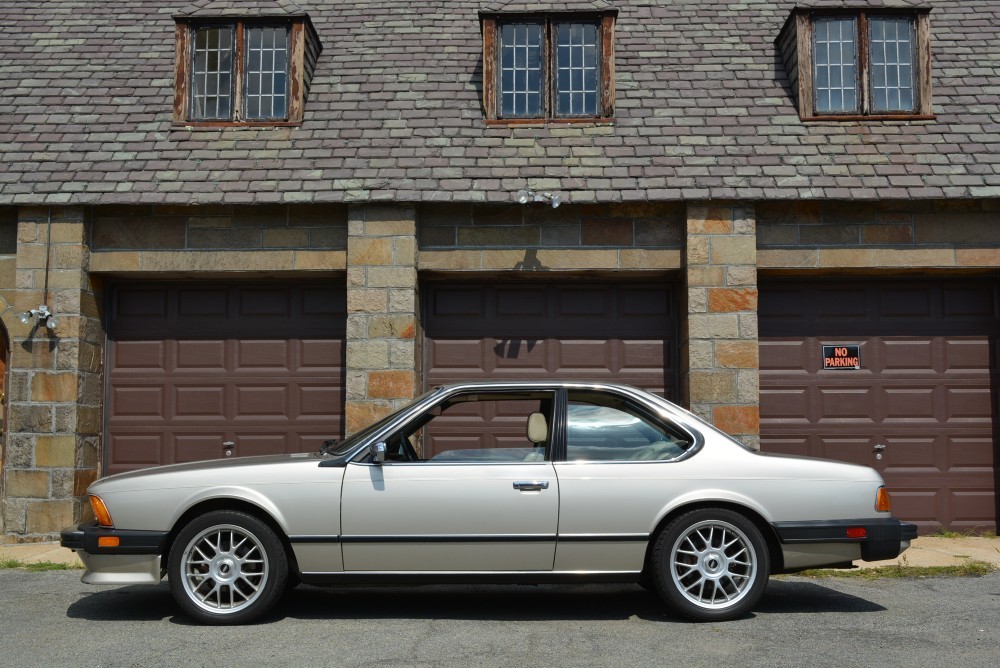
top-left (793, 8), bottom-right (933, 122)
top-left (173, 18), bottom-right (307, 127)
top-left (481, 12), bottom-right (616, 125)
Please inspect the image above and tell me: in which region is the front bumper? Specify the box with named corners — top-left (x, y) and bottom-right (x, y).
top-left (772, 518), bottom-right (918, 562)
top-left (61, 521), bottom-right (168, 585)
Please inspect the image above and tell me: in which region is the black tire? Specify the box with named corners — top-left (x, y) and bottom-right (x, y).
top-left (651, 508), bottom-right (770, 621)
top-left (168, 510), bottom-right (288, 625)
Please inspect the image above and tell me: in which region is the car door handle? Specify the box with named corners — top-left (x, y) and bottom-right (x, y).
top-left (513, 481), bottom-right (550, 491)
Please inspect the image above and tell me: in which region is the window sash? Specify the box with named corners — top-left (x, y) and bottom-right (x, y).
top-left (554, 22), bottom-right (599, 117)
top-left (813, 17), bottom-right (858, 114)
top-left (245, 26), bottom-right (290, 120)
top-left (499, 22), bottom-right (544, 118)
top-left (190, 27), bottom-right (234, 120)
top-left (868, 16), bottom-right (915, 112)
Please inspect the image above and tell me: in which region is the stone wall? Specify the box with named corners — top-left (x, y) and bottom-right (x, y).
top-left (2, 207), bottom-right (101, 542)
top-left (345, 206), bottom-right (419, 435)
top-left (419, 202), bottom-right (683, 271)
top-left (684, 204), bottom-right (760, 449)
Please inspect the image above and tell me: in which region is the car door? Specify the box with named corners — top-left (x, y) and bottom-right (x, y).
top-left (553, 388), bottom-right (696, 573)
top-left (339, 390), bottom-right (559, 572)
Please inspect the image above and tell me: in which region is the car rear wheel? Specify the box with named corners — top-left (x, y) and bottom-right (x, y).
top-left (651, 508), bottom-right (769, 621)
top-left (168, 510), bottom-right (288, 625)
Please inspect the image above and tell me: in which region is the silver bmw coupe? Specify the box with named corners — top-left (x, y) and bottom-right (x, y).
top-left (62, 381), bottom-right (915, 624)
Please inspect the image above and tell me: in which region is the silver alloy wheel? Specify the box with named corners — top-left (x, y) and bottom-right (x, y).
top-left (668, 519), bottom-right (757, 610)
top-left (180, 523), bottom-right (270, 615)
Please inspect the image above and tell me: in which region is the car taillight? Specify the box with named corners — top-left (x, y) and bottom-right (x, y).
top-left (875, 486), bottom-right (891, 513)
top-left (89, 495), bottom-right (114, 528)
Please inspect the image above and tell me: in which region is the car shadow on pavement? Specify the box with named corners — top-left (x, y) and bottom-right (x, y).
top-left (64, 579), bottom-right (884, 625)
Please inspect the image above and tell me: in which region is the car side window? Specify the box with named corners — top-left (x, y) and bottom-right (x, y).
top-left (566, 392), bottom-right (691, 462)
top-left (378, 391), bottom-right (556, 464)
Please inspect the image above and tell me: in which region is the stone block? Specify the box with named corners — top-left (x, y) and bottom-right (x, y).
top-left (88, 251), bottom-right (142, 272)
top-left (30, 372), bottom-right (78, 403)
top-left (687, 288), bottom-right (708, 313)
top-left (345, 400), bottom-right (393, 435)
top-left (757, 248), bottom-right (819, 268)
top-left (688, 207), bottom-right (733, 235)
top-left (6, 470), bottom-right (50, 498)
top-left (712, 405), bottom-right (760, 435)
top-left (346, 370), bottom-right (367, 400)
top-left (689, 371), bottom-right (737, 403)
top-left (347, 267), bottom-right (366, 287)
top-left (686, 265), bottom-right (726, 287)
top-left (457, 226), bottom-right (538, 248)
top-left (726, 266), bottom-right (757, 287)
top-left (35, 435), bottom-right (76, 468)
top-left (76, 406), bottom-right (102, 434)
top-left (635, 219), bottom-right (683, 247)
top-left (74, 469), bottom-right (99, 496)
top-left (708, 287), bottom-right (758, 313)
top-left (367, 266), bottom-right (416, 289)
top-left (756, 201), bottom-right (821, 227)
top-left (293, 250), bottom-right (346, 270)
top-left (365, 219), bottom-right (416, 237)
top-left (419, 225), bottom-right (458, 248)
top-left (367, 370), bottom-right (415, 400)
top-left (393, 237), bottom-right (416, 266)
top-left (388, 289), bottom-right (416, 313)
top-left (715, 340), bottom-right (760, 369)
top-left (346, 339), bottom-right (390, 370)
top-left (956, 249), bottom-right (1000, 267)
top-left (799, 224), bottom-right (860, 246)
top-left (347, 289), bottom-right (388, 313)
top-left (3, 498), bottom-right (27, 534)
top-left (861, 224), bottom-right (913, 245)
top-left (535, 249), bottom-right (618, 269)
top-left (818, 248), bottom-right (956, 268)
top-left (263, 228), bottom-right (310, 248)
top-left (92, 218), bottom-right (186, 250)
top-left (687, 313), bottom-right (739, 340)
top-left (389, 340), bottom-right (416, 368)
top-left (688, 340), bottom-right (714, 369)
top-left (710, 236), bottom-right (756, 266)
top-left (417, 250), bottom-right (482, 270)
top-left (619, 249), bottom-right (682, 270)
top-left (581, 219), bottom-right (633, 246)
top-left (7, 404), bottom-right (53, 433)
top-left (309, 225), bottom-right (348, 250)
top-left (26, 500), bottom-right (75, 534)
top-left (369, 315), bottom-right (416, 340)
top-left (686, 236), bottom-right (710, 265)
top-left (348, 238), bottom-right (393, 265)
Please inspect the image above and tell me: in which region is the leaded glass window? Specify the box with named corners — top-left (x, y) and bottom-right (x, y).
top-left (813, 17), bottom-right (857, 114)
top-left (869, 17), bottom-right (915, 112)
top-left (246, 26), bottom-right (289, 120)
top-left (191, 27), bottom-right (234, 120)
top-left (555, 22), bottom-right (598, 117)
top-left (493, 17), bottom-right (608, 120)
top-left (500, 23), bottom-right (543, 117)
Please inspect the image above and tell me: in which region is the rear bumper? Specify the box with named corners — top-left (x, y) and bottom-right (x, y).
top-left (772, 518), bottom-right (918, 562)
top-left (61, 521), bottom-right (167, 585)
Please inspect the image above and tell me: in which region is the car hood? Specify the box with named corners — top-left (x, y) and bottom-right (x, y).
top-left (89, 452), bottom-right (326, 494)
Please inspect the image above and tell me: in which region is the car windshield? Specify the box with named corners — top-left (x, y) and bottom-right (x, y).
top-left (320, 388), bottom-right (441, 458)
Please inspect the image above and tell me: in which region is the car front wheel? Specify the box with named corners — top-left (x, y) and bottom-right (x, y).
top-left (651, 508), bottom-right (769, 621)
top-left (168, 510), bottom-right (288, 625)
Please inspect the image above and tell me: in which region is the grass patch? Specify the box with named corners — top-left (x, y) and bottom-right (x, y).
top-left (0, 557), bottom-right (83, 571)
top-left (931, 529), bottom-right (997, 539)
top-left (786, 560), bottom-right (996, 580)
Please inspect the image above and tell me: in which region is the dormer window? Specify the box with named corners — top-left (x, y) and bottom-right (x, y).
top-left (480, 9), bottom-right (617, 123)
top-left (173, 14), bottom-right (321, 126)
top-left (777, 7), bottom-right (933, 121)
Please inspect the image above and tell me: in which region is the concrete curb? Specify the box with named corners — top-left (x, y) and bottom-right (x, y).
top-left (2, 536), bottom-right (998, 571)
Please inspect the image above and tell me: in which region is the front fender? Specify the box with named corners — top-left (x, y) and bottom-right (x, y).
top-left (169, 486), bottom-right (291, 535)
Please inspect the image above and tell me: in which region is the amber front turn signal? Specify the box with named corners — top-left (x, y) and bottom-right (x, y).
top-left (97, 536), bottom-right (120, 548)
top-left (89, 495), bottom-right (114, 528)
top-left (875, 486), bottom-right (891, 513)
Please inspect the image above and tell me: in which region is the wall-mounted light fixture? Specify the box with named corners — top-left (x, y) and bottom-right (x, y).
top-left (515, 189), bottom-right (562, 208)
top-left (19, 304), bottom-right (59, 331)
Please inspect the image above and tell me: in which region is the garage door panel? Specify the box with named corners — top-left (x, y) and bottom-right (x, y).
top-left (108, 282), bottom-right (345, 474)
top-left (556, 340), bottom-right (618, 370)
top-left (174, 385), bottom-right (226, 418)
top-left (113, 340), bottom-right (167, 371)
top-left (761, 279), bottom-right (998, 533)
top-left (111, 386), bottom-right (166, 418)
top-left (236, 385), bottom-right (289, 417)
top-left (108, 434), bottom-right (164, 467)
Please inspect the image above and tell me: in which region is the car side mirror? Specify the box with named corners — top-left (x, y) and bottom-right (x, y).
top-left (369, 442), bottom-right (387, 465)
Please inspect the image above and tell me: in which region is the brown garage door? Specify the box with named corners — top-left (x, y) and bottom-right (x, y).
top-left (760, 279), bottom-right (999, 533)
top-left (107, 282), bottom-right (346, 474)
top-left (424, 281), bottom-right (677, 396)
top-left (422, 280), bottom-right (677, 458)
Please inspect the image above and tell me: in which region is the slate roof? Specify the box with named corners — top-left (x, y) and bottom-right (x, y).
top-left (0, 0), bottom-right (997, 205)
